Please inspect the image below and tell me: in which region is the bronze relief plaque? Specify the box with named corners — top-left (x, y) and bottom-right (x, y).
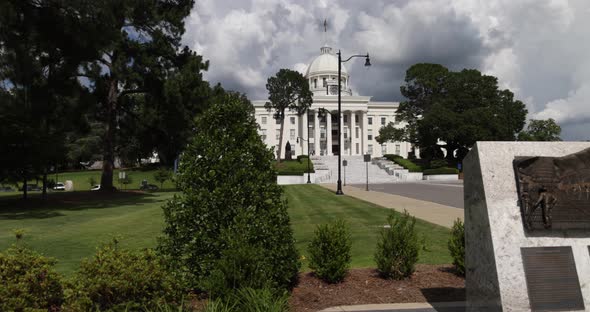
top-left (521, 247), bottom-right (584, 311)
top-left (514, 147), bottom-right (590, 231)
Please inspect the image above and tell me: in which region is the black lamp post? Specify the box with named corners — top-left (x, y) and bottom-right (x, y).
top-left (297, 129), bottom-right (312, 184)
top-left (336, 50), bottom-right (371, 195)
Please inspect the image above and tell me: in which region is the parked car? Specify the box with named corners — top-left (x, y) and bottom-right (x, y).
top-left (20, 184), bottom-right (41, 192)
top-left (53, 182), bottom-right (65, 191)
top-left (90, 184), bottom-right (101, 191)
top-left (0, 186), bottom-right (14, 192)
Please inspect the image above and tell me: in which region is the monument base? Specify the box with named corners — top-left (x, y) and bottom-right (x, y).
top-left (464, 142), bottom-right (590, 312)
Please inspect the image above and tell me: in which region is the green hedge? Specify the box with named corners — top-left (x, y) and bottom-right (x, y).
top-left (423, 167), bottom-right (459, 175)
top-left (296, 155), bottom-right (309, 163)
top-left (383, 154), bottom-right (402, 160)
top-left (383, 155), bottom-right (422, 173)
top-left (274, 160), bottom-right (314, 175)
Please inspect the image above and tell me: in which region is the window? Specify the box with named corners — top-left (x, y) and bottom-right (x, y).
top-left (309, 127), bottom-right (314, 138)
top-left (368, 144), bottom-right (373, 155)
top-left (395, 144), bottom-right (401, 155)
top-left (290, 116), bottom-right (296, 125)
top-left (343, 115), bottom-right (348, 123)
top-left (355, 127), bottom-right (359, 139)
top-left (344, 128), bottom-right (348, 139)
top-left (381, 117), bottom-right (386, 125)
top-left (320, 127), bottom-right (326, 139)
top-left (290, 129), bottom-right (295, 140)
top-left (355, 114), bottom-right (359, 123)
top-left (314, 79), bottom-right (317, 88)
top-left (323, 77), bottom-right (327, 87)
top-left (276, 129), bottom-right (280, 140)
top-left (368, 117), bottom-right (373, 125)
top-left (260, 129), bottom-right (267, 141)
top-left (368, 129), bottom-right (373, 141)
top-left (382, 144), bottom-right (387, 155)
top-left (356, 143), bottom-right (359, 154)
top-left (261, 116), bottom-right (267, 124)
top-left (275, 117), bottom-right (280, 125)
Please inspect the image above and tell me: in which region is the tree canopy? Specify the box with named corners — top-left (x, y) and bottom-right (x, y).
top-left (0, 0), bottom-right (214, 196)
top-left (377, 63), bottom-right (528, 160)
top-left (265, 68), bottom-right (313, 161)
top-left (517, 118), bottom-right (562, 141)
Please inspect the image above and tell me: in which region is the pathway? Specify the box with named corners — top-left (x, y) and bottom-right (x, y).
top-left (319, 184), bottom-right (463, 228)
top-left (351, 181), bottom-right (464, 209)
top-left (320, 302), bottom-right (465, 312)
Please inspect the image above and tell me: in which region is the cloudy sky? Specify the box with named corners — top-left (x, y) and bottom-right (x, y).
top-left (182, 0), bottom-right (590, 140)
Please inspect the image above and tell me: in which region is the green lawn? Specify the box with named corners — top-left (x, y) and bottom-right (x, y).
top-left (0, 168), bottom-right (176, 197)
top-left (0, 185), bottom-right (451, 275)
top-left (286, 185), bottom-right (451, 268)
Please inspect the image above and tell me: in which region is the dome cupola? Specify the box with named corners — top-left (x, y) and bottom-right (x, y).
top-left (305, 45), bottom-right (351, 96)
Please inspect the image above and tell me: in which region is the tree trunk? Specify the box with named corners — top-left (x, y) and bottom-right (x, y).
top-left (277, 112), bottom-right (285, 162)
top-left (100, 78), bottom-right (118, 191)
top-left (42, 170), bottom-right (47, 200)
top-left (22, 173), bottom-right (27, 200)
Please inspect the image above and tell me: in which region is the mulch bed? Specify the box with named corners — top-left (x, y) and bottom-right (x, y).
top-left (289, 265), bottom-right (465, 312)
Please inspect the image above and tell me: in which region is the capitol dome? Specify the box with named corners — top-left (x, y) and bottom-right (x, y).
top-left (305, 45), bottom-right (351, 96)
top-left (305, 45), bottom-right (348, 77)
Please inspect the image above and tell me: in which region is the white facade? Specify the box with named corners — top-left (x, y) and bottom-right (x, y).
top-left (253, 44), bottom-right (412, 159)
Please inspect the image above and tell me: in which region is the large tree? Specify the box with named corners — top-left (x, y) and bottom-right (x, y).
top-left (517, 118), bottom-right (562, 141)
top-left (78, 0), bottom-right (199, 190)
top-left (377, 63), bottom-right (527, 161)
top-left (265, 68), bottom-right (313, 161)
top-left (0, 0), bottom-right (96, 198)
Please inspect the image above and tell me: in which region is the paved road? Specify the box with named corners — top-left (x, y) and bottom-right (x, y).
top-left (351, 181), bottom-right (464, 209)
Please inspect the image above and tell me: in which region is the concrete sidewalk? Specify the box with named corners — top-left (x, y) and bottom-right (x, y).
top-left (319, 184), bottom-right (463, 228)
top-left (320, 302), bottom-right (466, 312)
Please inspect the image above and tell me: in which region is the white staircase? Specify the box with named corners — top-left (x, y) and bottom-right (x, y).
top-left (312, 155), bottom-right (400, 184)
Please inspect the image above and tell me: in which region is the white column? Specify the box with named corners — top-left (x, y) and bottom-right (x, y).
top-left (361, 111), bottom-right (368, 155)
top-left (327, 113), bottom-right (332, 155)
top-left (314, 111), bottom-right (320, 156)
top-left (302, 112), bottom-right (308, 155)
top-left (350, 111), bottom-right (356, 155)
top-left (339, 112), bottom-right (344, 157)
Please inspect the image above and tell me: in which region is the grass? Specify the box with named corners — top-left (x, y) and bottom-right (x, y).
top-left (0, 168), bottom-right (176, 197)
top-left (274, 159), bottom-right (314, 175)
top-left (286, 185), bottom-right (451, 268)
top-left (0, 191), bottom-right (174, 274)
top-left (0, 184), bottom-right (451, 275)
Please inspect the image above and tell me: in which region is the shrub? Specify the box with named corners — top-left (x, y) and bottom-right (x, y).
top-left (448, 219), bottom-right (465, 275)
top-left (392, 158), bottom-right (423, 172)
top-left (423, 167), bottom-right (459, 175)
top-left (0, 243), bottom-right (64, 311)
top-left (159, 93), bottom-right (300, 292)
top-left (374, 211), bottom-right (419, 279)
top-left (429, 159), bottom-right (447, 169)
top-left (232, 287), bottom-right (289, 312)
top-left (205, 287), bottom-right (288, 312)
top-left (307, 219), bottom-right (352, 283)
top-left (383, 154), bottom-right (402, 161)
top-left (153, 167), bottom-right (173, 189)
top-left (87, 176), bottom-right (97, 187)
top-left (296, 155), bottom-right (309, 163)
top-left (202, 217), bottom-right (274, 300)
top-left (64, 239), bottom-right (180, 311)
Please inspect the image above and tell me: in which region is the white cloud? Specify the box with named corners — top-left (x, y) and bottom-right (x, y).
top-left (182, 0), bottom-right (590, 140)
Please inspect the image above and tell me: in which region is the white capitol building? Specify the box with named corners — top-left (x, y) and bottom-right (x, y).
top-left (252, 44), bottom-right (413, 160)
